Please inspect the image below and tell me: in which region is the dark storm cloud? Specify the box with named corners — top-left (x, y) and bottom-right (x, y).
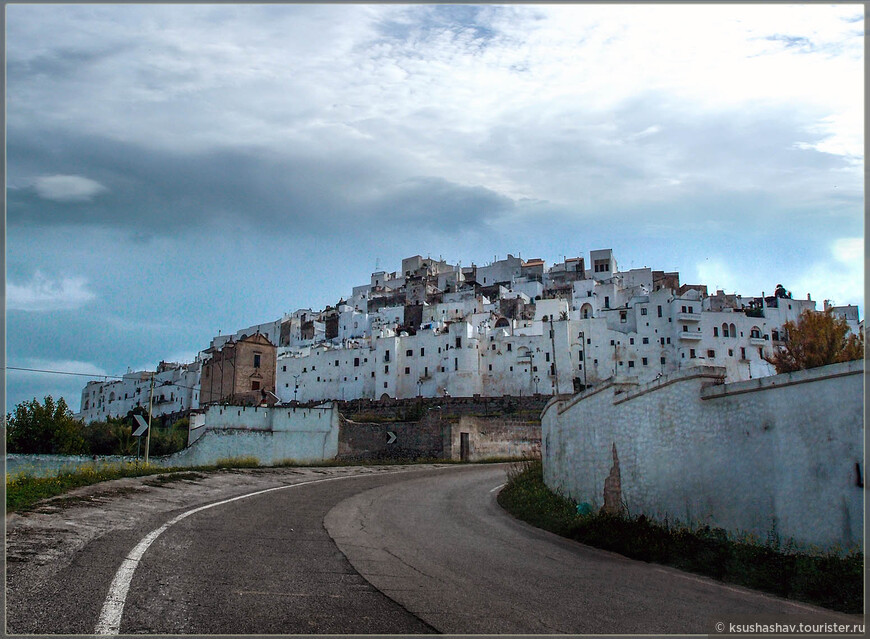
top-left (7, 127), bottom-right (515, 237)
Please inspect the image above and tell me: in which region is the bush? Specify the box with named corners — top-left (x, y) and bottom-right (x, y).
top-left (6, 396), bottom-right (86, 454)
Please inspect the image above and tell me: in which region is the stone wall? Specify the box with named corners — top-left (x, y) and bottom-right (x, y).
top-left (542, 360), bottom-right (864, 552)
top-left (337, 411), bottom-right (449, 461)
top-left (331, 395), bottom-right (549, 421)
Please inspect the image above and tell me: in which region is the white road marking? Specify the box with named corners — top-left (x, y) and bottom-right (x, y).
top-left (95, 474), bottom-right (366, 635)
top-left (489, 482), bottom-right (506, 493)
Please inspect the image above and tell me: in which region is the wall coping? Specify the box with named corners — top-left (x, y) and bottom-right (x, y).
top-left (701, 359), bottom-right (864, 401)
top-left (546, 366), bottom-right (727, 416)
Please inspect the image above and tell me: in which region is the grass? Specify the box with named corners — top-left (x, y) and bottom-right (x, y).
top-left (6, 455), bottom-right (523, 513)
top-left (497, 460), bottom-right (864, 614)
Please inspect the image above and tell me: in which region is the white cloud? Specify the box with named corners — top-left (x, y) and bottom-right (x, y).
top-left (7, 271), bottom-right (97, 311)
top-left (792, 237), bottom-right (864, 310)
top-left (5, 359), bottom-right (110, 412)
top-left (34, 174), bottom-right (107, 202)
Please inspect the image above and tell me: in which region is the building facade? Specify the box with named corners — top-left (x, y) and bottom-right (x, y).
top-left (79, 249), bottom-right (862, 420)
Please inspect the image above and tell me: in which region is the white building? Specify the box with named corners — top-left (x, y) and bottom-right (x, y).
top-left (80, 249), bottom-right (862, 416)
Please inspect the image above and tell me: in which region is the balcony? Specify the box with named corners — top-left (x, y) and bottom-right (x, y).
top-left (749, 337), bottom-right (767, 346)
top-left (677, 312), bottom-right (702, 322)
top-left (679, 331), bottom-right (703, 341)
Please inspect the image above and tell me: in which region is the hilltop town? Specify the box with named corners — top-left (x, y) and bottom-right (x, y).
top-left (78, 249), bottom-right (861, 423)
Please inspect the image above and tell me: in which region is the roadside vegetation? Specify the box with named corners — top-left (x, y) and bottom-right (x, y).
top-left (497, 460), bottom-right (863, 614)
top-left (6, 396), bottom-right (188, 457)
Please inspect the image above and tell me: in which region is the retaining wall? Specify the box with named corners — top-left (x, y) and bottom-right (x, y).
top-left (166, 404), bottom-right (339, 466)
top-left (542, 361), bottom-right (864, 551)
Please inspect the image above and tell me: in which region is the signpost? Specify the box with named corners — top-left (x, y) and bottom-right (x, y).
top-left (132, 415), bottom-right (149, 462)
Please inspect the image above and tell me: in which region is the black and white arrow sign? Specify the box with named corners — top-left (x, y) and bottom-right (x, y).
top-left (386, 431), bottom-right (397, 445)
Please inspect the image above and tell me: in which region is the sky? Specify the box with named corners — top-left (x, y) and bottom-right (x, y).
top-left (5, 2), bottom-right (864, 415)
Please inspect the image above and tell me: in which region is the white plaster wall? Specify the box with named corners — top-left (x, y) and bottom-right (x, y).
top-left (166, 404), bottom-right (339, 466)
top-left (542, 361), bottom-right (864, 551)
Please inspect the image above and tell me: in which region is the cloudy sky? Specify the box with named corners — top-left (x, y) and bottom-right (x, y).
top-left (5, 3), bottom-right (864, 414)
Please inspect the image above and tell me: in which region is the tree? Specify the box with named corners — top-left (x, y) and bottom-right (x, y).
top-left (5, 396), bottom-right (86, 454)
top-left (766, 309), bottom-right (864, 374)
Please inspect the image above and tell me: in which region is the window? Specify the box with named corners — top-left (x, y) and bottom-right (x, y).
top-left (335, 360), bottom-right (339, 367)
top-left (454, 358), bottom-right (458, 371)
top-left (630, 338), bottom-right (635, 345)
top-left (729, 349), bottom-right (734, 357)
top-left (492, 344), bottom-right (496, 351)
top-left (578, 350), bottom-right (584, 361)
top-left (610, 339), bottom-right (615, 346)
top-left (690, 349), bottom-right (696, 359)
top-left (741, 347), bottom-right (747, 359)
top-left (660, 356), bottom-right (666, 365)
top-left (354, 357), bottom-right (360, 367)
top-left (681, 305), bottom-right (687, 313)
top-left (251, 381), bottom-right (260, 390)
top-left (545, 353), bottom-right (550, 362)
top-left (420, 348), bottom-right (425, 356)
top-left (507, 343), bottom-right (512, 351)
top-left (384, 350), bottom-right (390, 362)
top-left (384, 365), bottom-right (389, 373)
top-left (657, 305), bottom-right (663, 318)
top-left (666, 338), bottom-right (671, 344)
top-left (456, 337), bottom-right (462, 348)
top-left (424, 366), bottom-right (428, 376)
top-left (642, 357), bottom-right (648, 366)
top-left (758, 347), bottom-right (764, 357)
top-left (604, 296), bottom-right (610, 308)
top-left (384, 382), bottom-right (388, 388)
top-left (405, 367), bottom-right (410, 374)
top-left (587, 338), bottom-right (591, 345)
top-left (641, 307), bottom-right (647, 316)
top-left (254, 354), bottom-right (261, 368)
top-left (713, 327), bottom-right (719, 337)
top-left (660, 337), bottom-right (665, 345)
top-left (488, 364), bottom-right (492, 371)
top-left (628, 361), bottom-right (635, 368)
top-left (642, 337), bottom-right (649, 344)
top-left (620, 311), bottom-right (627, 323)
top-left (683, 325), bottom-right (688, 332)
top-left (282, 365), bottom-right (287, 372)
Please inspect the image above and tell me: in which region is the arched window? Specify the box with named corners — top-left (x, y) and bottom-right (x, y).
top-left (495, 317), bottom-right (510, 328)
top-left (750, 326), bottom-right (761, 339)
top-left (730, 323), bottom-right (737, 339)
top-left (109, 392), bottom-right (115, 402)
top-left (721, 323), bottom-right (729, 338)
top-left (581, 303), bottom-right (593, 319)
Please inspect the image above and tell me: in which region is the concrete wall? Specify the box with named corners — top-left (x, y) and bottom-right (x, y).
top-left (542, 360), bottom-right (864, 552)
top-left (450, 416), bottom-right (541, 461)
top-left (167, 404), bottom-right (338, 466)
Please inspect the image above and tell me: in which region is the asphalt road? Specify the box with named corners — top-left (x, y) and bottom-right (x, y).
top-left (6, 463), bottom-right (858, 636)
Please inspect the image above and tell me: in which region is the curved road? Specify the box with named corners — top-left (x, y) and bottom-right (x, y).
top-left (6, 463), bottom-right (855, 635)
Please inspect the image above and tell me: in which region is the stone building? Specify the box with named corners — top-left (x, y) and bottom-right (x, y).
top-left (200, 333), bottom-right (277, 406)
